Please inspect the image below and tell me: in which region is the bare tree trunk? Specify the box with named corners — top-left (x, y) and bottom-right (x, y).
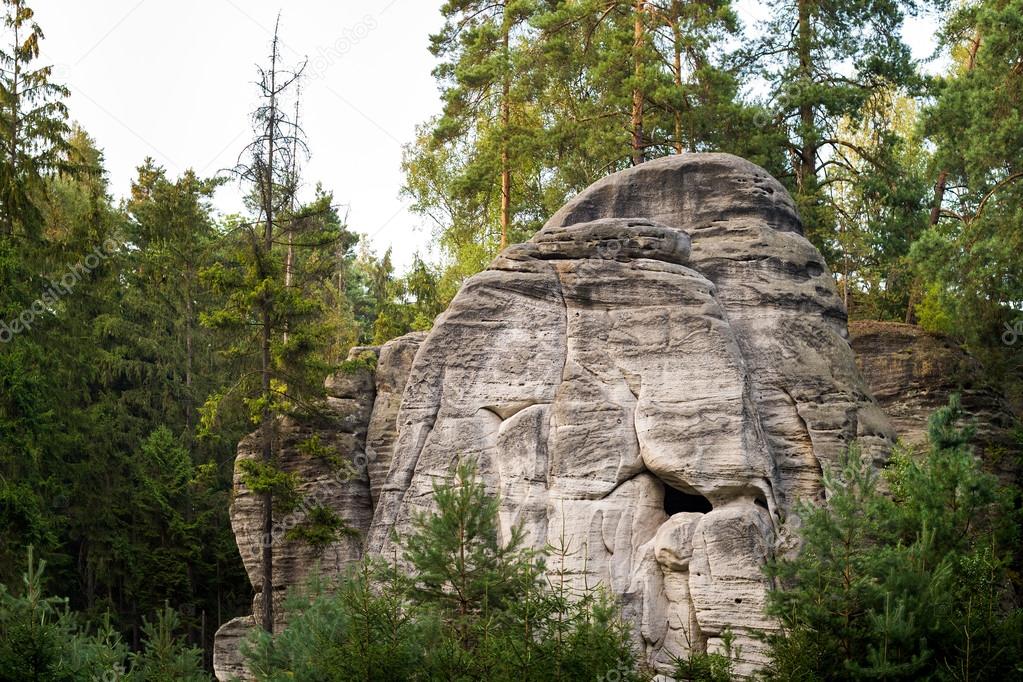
top-left (671, 12), bottom-right (684, 155)
top-left (929, 170), bottom-right (948, 227)
top-left (259, 27), bottom-right (280, 636)
top-left (284, 84), bottom-right (300, 343)
top-left (843, 249), bottom-right (850, 313)
top-left (631, 0), bottom-right (646, 166)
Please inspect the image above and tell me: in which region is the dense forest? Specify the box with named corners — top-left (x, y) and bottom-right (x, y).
top-left (0, 0), bottom-right (1021, 679)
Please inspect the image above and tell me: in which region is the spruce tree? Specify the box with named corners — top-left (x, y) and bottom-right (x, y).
top-left (201, 19), bottom-right (347, 634)
top-left (0, 0), bottom-right (72, 237)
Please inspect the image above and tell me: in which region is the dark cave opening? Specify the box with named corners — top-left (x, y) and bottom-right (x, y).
top-left (663, 482), bottom-right (712, 515)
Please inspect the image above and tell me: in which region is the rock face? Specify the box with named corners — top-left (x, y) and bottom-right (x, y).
top-left (212, 346), bottom-right (386, 681)
top-left (215, 153), bottom-right (895, 680)
top-left (367, 154), bottom-right (893, 675)
top-left (850, 320), bottom-right (1019, 483)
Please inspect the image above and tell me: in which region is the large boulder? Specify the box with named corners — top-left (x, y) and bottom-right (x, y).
top-left (366, 154), bottom-right (894, 675)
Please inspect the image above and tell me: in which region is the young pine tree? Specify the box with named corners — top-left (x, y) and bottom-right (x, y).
top-left (765, 396), bottom-right (1022, 681)
top-left (244, 461), bottom-right (643, 681)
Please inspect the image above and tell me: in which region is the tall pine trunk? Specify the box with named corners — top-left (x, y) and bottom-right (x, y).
top-left (499, 4), bottom-right (511, 250)
top-left (631, 0), bottom-right (646, 166)
top-left (795, 0), bottom-right (815, 192)
top-left (671, 7), bottom-right (684, 155)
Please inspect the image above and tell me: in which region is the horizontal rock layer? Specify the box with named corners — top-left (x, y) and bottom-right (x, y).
top-left (850, 320), bottom-right (1019, 484)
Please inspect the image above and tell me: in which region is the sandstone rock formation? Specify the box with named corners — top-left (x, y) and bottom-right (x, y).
top-left (215, 153), bottom-right (896, 680)
top-left (850, 320), bottom-right (1019, 483)
top-left (366, 154), bottom-right (893, 675)
top-left (212, 346), bottom-right (384, 679)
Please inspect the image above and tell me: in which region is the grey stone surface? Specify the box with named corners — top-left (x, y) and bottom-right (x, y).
top-left (365, 154), bottom-right (894, 676)
top-left (212, 346), bottom-right (383, 680)
top-left (850, 320), bottom-right (1019, 484)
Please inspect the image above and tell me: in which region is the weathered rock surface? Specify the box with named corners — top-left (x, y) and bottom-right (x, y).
top-left (212, 616), bottom-right (256, 681)
top-left (215, 154), bottom-right (899, 680)
top-left (365, 332), bottom-right (428, 505)
top-left (366, 154), bottom-right (894, 676)
top-left (212, 346), bottom-right (382, 681)
top-left (850, 320), bottom-right (1019, 482)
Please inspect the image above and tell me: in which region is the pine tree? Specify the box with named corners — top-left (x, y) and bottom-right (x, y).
top-left (0, 548), bottom-right (128, 681)
top-left (243, 461), bottom-right (643, 681)
top-left (402, 461), bottom-right (534, 644)
top-left (743, 0), bottom-right (919, 261)
top-left (0, 0), bottom-right (72, 237)
top-left (125, 605), bottom-right (207, 682)
top-left (765, 397), bottom-right (1023, 680)
top-left (201, 19), bottom-right (345, 634)
top-left (909, 0), bottom-right (1023, 364)
top-left (428, 0), bottom-right (538, 251)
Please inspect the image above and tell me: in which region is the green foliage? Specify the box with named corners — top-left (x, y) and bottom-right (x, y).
top-left (671, 628), bottom-right (738, 682)
top-left (125, 605), bottom-right (208, 682)
top-left (0, 549), bottom-right (209, 681)
top-left (404, 0), bottom-right (764, 299)
top-left (0, 0), bottom-right (73, 237)
top-left (242, 565), bottom-right (428, 681)
top-left (370, 254), bottom-right (443, 344)
top-left (0, 549), bottom-right (126, 681)
top-left (764, 396), bottom-right (1023, 680)
top-left (336, 352), bottom-right (377, 376)
top-left (402, 461), bottom-right (534, 632)
top-left (284, 505), bottom-right (358, 550)
top-left (906, 0), bottom-right (1023, 387)
top-left (0, 74), bottom-right (250, 663)
top-left (237, 458), bottom-right (300, 514)
top-left (244, 461), bottom-right (642, 681)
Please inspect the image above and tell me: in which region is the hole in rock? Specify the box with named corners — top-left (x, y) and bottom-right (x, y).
top-left (663, 482), bottom-right (712, 516)
top-left (754, 496), bottom-right (769, 510)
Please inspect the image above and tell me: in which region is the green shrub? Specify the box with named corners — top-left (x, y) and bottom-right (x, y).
top-left (764, 396), bottom-right (1023, 681)
top-left (244, 461), bottom-right (642, 681)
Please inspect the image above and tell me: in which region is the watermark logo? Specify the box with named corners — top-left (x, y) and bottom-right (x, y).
top-left (95, 664), bottom-right (125, 681)
top-left (307, 16), bottom-right (379, 80)
top-left (1002, 319), bottom-right (1023, 346)
top-left (596, 659), bottom-right (632, 681)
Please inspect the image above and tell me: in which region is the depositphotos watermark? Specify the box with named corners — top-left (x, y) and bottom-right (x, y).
top-left (0, 238), bottom-right (119, 344)
top-left (307, 15), bottom-right (379, 80)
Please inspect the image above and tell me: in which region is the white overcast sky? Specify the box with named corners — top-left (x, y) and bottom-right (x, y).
top-left (32, 1), bottom-right (942, 272)
top-left (34, 0), bottom-right (446, 270)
